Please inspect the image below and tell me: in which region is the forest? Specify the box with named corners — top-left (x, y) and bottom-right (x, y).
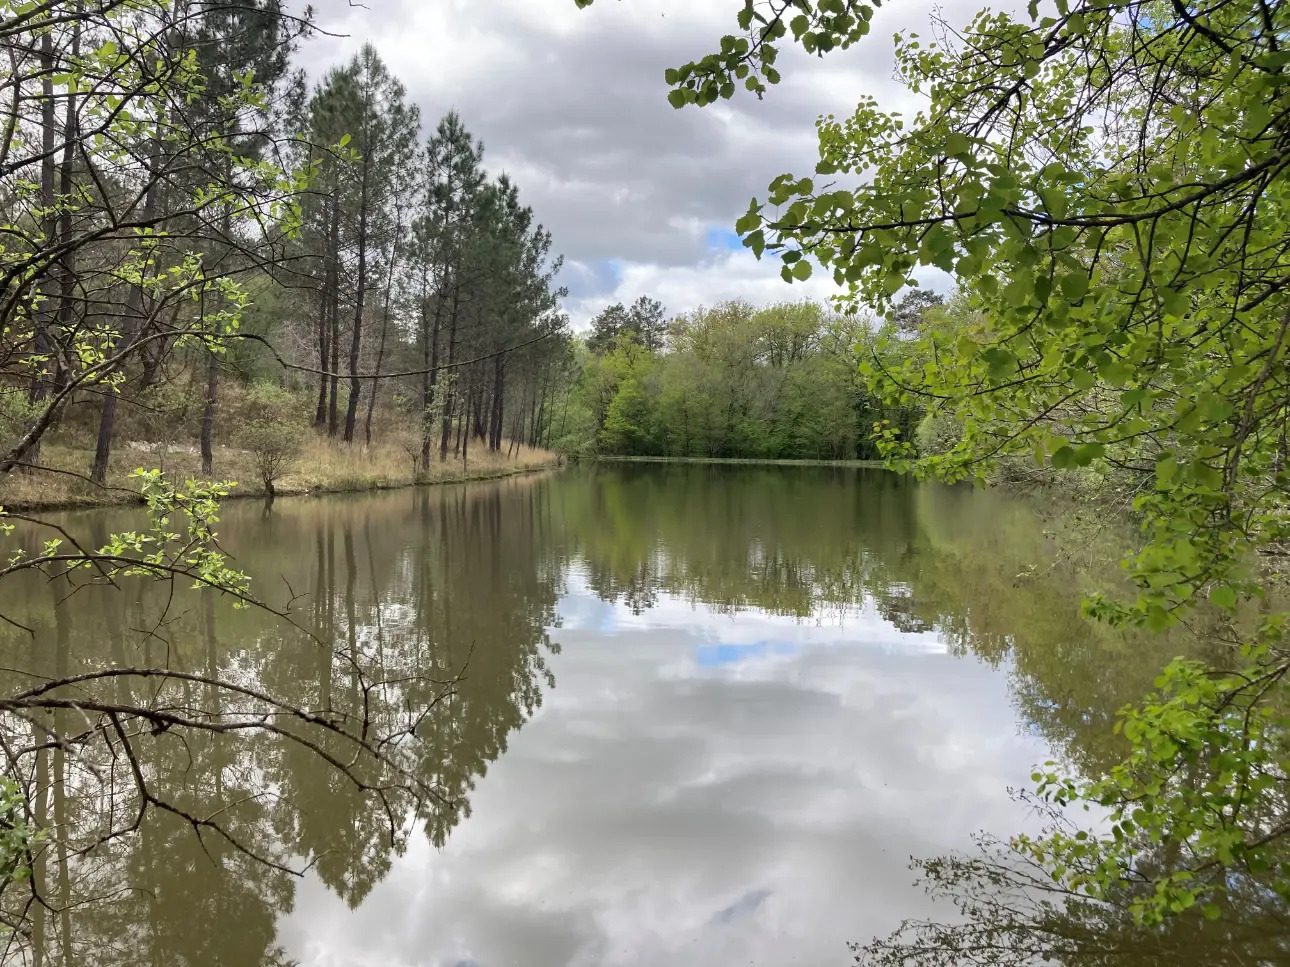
top-left (2, 0), bottom-right (1290, 963)
top-left (0, 3), bottom-right (574, 507)
top-left (550, 293), bottom-right (927, 461)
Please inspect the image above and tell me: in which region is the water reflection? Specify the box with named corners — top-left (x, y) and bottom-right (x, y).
top-left (0, 466), bottom-right (1260, 965)
top-left (0, 480), bottom-right (561, 965)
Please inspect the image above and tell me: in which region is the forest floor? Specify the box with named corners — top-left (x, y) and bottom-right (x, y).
top-left (0, 437), bottom-right (561, 511)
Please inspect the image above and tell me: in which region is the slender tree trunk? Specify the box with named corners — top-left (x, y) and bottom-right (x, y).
top-left (473, 378), bottom-right (487, 442)
top-left (364, 217), bottom-right (402, 445)
top-left (52, 10), bottom-right (82, 426)
top-left (27, 31), bottom-right (58, 469)
top-left (454, 392), bottom-right (465, 456)
top-left (201, 348), bottom-right (217, 475)
top-left (439, 290), bottom-right (460, 461)
top-left (461, 391), bottom-right (470, 469)
top-left (328, 300), bottom-right (340, 435)
top-left (421, 289), bottom-right (443, 470)
top-left (344, 164), bottom-right (371, 443)
top-left (315, 276), bottom-right (330, 426)
top-left (200, 196), bottom-right (233, 474)
top-left (314, 200), bottom-right (334, 426)
top-left (489, 354), bottom-right (505, 452)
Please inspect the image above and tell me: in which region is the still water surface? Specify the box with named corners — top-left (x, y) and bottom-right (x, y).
top-left (1, 465), bottom-right (1182, 966)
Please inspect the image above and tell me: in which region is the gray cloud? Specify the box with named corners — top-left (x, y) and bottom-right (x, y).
top-left (297, 0), bottom-right (983, 324)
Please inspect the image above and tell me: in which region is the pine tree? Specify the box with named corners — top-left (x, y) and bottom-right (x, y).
top-left (412, 112), bottom-right (485, 466)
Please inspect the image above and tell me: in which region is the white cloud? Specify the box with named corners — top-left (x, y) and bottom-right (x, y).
top-left (300, 0), bottom-right (998, 325)
top-left (562, 248), bottom-right (855, 330)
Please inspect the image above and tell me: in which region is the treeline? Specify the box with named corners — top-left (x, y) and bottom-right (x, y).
top-left (0, 2), bottom-right (569, 495)
top-left (552, 297), bottom-right (927, 460)
top-left (287, 53), bottom-right (566, 463)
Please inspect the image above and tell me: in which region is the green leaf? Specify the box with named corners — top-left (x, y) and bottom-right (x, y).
top-left (945, 132), bottom-right (971, 157)
top-left (1209, 586), bottom-right (1238, 610)
top-left (1051, 445), bottom-right (1077, 469)
top-left (1059, 272), bottom-right (1088, 300)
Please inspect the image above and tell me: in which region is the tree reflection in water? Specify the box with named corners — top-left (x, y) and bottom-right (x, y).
top-left (0, 477), bottom-right (561, 966)
top-left (0, 466), bottom-right (1282, 966)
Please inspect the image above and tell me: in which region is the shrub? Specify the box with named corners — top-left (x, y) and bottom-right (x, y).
top-left (237, 383), bottom-right (308, 496)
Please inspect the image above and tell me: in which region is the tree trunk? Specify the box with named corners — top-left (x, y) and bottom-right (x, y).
top-left (328, 285), bottom-right (340, 436)
top-left (52, 11), bottom-right (82, 430)
top-left (344, 163), bottom-right (371, 443)
top-left (27, 30), bottom-right (58, 469)
top-left (461, 392), bottom-right (469, 469)
top-left (200, 188), bottom-right (234, 474)
top-left (314, 199), bottom-right (334, 426)
top-left (364, 217), bottom-right (402, 446)
top-left (439, 291), bottom-right (460, 461)
top-left (201, 349), bottom-right (217, 475)
top-left (420, 289), bottom-right (443, 470)
top-left (454, 392), bottom-right (465, 457)
top-left (489, 354), bottom-right (505, 452)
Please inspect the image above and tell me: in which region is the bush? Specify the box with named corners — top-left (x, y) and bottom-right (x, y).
top-left (0, 387), bottom-right (39, 456)
top-left (237, 383), bottom-right (308, 496)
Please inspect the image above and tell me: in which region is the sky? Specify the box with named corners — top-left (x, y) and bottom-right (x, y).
top-left (299, 0), bottom-right (977, 330)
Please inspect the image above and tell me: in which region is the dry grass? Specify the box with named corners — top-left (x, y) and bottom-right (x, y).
top-left (0, 435), bottom-right (561, 511)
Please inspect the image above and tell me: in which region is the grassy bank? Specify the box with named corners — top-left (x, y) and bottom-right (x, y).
top-left (587, 454), bottom-right (888, 468)
top-left (0, 438), bottom-right (561, 512)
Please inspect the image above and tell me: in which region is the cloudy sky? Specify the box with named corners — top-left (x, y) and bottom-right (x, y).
top-left (299, 0), bottom-right (975, 329)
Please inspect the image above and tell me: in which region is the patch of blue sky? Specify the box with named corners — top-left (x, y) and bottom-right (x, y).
top-left (705, 226), bottom-right (744, 252)
top-left (696, 640), bottom-right (797, 666)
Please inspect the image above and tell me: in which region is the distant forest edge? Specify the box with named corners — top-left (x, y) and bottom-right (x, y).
top-left (552, 291), bottom-right (943, 463)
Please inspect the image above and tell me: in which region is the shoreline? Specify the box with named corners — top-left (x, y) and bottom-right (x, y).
top-left (586, 455), bottom-right (889, 468)
top-left (1, 453), bottom-right (564, 514)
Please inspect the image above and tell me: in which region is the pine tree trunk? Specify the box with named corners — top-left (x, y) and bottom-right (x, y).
top-left (315, 199), bottom-right (335, 426)
top-left (421, 290), bottom-right (443, 470)
top-left (364, 217), bottom-right (401, 446)
top-left (27, 30), bottom-right (57, 469)
top-left (489, 354), bottom-right (505, 452)
top-left (344, 164), bottom-right (371, 443)
top-left (328, 276), bottom-right (340, 436)
top-left (201, 349), bottom-right (217, 475)
top-left (200, 191), bottom-right (234, 474)
top-left (52, 11), bottom-right (82, 431)
top-left (439, 291), bottom-right (460, 461)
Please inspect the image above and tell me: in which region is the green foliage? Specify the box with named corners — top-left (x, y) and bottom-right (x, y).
top-left (2, 470), bottom-right (252, 604)
top-left (0, 391), bottom-right (40, 458)
top-left (577, 0), bottom-right (1290, 930)
top-left (565, 299), bottom-right (916, 459)
top-left (1022, 656), bottom-right (1290, 924)
top-left (237, 383), bottom-right (307, 493)
top-left (0, 777), bottom-right (38, 889)
top-left (96, 470), bottom-right (250, 601)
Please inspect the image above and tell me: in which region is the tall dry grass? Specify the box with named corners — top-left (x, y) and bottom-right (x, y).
top-left (0, 435), bottom-right (560, 511)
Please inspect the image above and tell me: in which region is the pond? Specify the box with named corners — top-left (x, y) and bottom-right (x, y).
top-left (0, 465), bottom-right (1205, 966)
